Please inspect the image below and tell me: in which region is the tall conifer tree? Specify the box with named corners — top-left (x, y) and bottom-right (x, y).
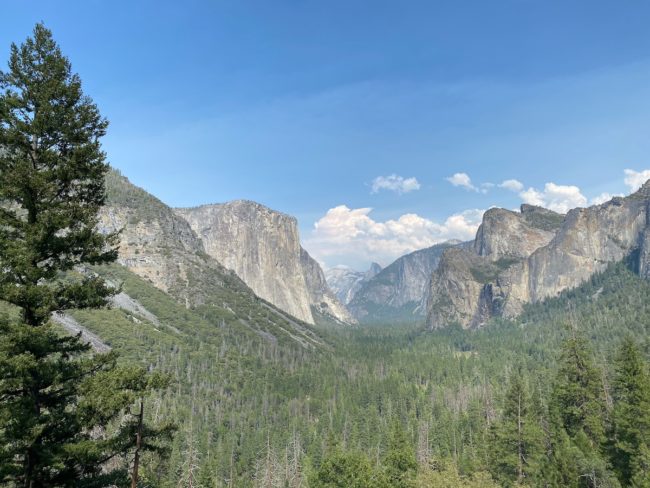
top-left (551, 331), bottom-right (607, 447)
top-left (548, 330), bottom-right (618, 488)
top-left (610, 337), bottom-right (650, 486)
top-left (0, 24), bottom-right (171, 487)
top-left (383, 420), bottom-right (417, 488)
top-left (489, 372), bottom-right (544, 486)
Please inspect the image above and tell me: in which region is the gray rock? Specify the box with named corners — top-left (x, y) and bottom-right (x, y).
top-left (427, 182), bottom-right (650, 329)
top-left (349, 241), bottom-right (463, 323)
top-left (300, 248), bottom-right (357, 324)
top-left (175, 201), bottom-right (353, 325)
top-left (474, 207), bottom-right (559, 260)
top-left (175, 201), bottom-right (314, 323)
top-left (325, 263), bottom-right (382, 305)
top-left (52, 313), bottom-right (111, 353)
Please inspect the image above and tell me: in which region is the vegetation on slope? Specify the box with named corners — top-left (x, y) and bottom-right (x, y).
top-left (53, 258), bottom-right (650, 486)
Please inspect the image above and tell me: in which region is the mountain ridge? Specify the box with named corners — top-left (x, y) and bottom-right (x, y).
top-left (345, 240), bottom-right (465, 323)
top-left (427, 183), bottom-right (650, 329)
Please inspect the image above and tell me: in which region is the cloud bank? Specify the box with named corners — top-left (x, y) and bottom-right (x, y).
top-left (518, 183), bottom-right (588, 213)
top-left (304, 205), bottom-right (484, 268)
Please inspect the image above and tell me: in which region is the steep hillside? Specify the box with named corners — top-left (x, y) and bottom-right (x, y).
top-left (427, 186), bottom-right (650, 329)
top-left (348, 240), bottom-right (463, 323)
top-left (102, 170), bottom-right (331, 338)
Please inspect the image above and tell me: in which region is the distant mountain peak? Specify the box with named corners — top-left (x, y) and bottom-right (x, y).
top-left (347, 240), bottom-right (466, 323)
top-left (367, 262), bottom-right (382, 275)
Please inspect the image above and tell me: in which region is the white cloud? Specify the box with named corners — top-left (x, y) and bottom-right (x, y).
top-left (371, 174), bottom-right (421, 194)
top-left (499, 179), bottom-right (524, 192)
top-left (446, 172), bottom-right (478, 192)
top-left (446, 173), bottom-right (494, 193)
top-left (479, 182), bottom-right (495, 194)
top-left (303, 205), bottom-right (484, 268)
top-left (519, 182), bottom-right (587, 213)
top-left (590, 192), bottom-right (623, 205)
top-left (623, 169), bottom-right (650, 192)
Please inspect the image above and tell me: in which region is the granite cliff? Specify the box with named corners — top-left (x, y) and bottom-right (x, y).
top-left (427, 183), bottom-right (650, 329)
top-left (175, 201), bottom-right (353, 325)
top-left (300, 248), bottom-right (357, 324)
top-left (99, 171), bottom-right (350, 344)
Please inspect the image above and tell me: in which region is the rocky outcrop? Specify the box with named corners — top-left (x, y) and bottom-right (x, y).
top-left (100, 170), bottom-right (227, 308)
top-left (325, 263), bottom-right (382, 305)
top-left (175, 201), bottom-right (352, 325)
top-left (427, 248), bottom-right (492, 328)
top-left (349, 241), bottom-right (463, 323)
top-left (175, 201), bottom-right (314, 323)
top-left (52, 313), bottom-right (111, 353)
top-left (427, 184), bottom-right (650, 329)
top-left (474, 206), bottom-right (559, 260)
top-left (300, 248), bottom-right (357, 324)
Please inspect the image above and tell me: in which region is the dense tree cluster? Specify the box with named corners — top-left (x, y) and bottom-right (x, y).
top-left (59, 254), bottom-right (650, 487)
top-left (307, 330), bottom-right (650, 488)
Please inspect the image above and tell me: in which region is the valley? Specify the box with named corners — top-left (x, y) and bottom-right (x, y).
top-left (3, 16), bottom-right (650, 488)
top-left (37, 169), bottom-right (650, 486)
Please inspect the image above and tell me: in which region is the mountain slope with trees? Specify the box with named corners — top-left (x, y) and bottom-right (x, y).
top-left (57, 257), bottom-right (650, 486)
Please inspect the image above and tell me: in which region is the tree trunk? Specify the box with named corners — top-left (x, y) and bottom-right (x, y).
top-left (131, 400), bottom-right (144, 488)
top-left (517, 392), bottom-right (524, 483)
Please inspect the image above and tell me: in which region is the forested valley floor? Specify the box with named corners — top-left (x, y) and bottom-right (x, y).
top-left (6, 260), bottom-right (649, 487)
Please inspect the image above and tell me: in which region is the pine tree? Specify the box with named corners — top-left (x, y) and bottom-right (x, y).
top-left (309, 447), bottom-right (379, 488)
top-left (548, 330), bottom-right (617, 487)
top-left (383, 420), bottom-right (417, 488)
top-left (0, 24), bottom-right (172, 487)
top-left (629, 443), bottom-right (650, 488)
top-left (610, 337), bottom-right (650, 486)
top-left (551, 330), bottom-right (607, 447)
top-left (489, 372), bottom-right (543, 486)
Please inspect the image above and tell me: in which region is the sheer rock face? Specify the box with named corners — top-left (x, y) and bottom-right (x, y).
top-left (348, 241), bottom-right (463, 323)
top-left (325, 263), bottom-right (382, 305)
top-left (474, 207), bottom-right (558, 260)
top-left (97, 207), bottom-right (200, 294)
top-left (427, 248), bottom-right (490, 328)
top-left (427, 183), bottom-right (650, 329)
top-left (175, 201), bottom-right (352, 325)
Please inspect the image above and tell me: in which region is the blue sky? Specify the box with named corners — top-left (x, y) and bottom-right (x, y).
top-left (3, 1), bottom-right (650, 269)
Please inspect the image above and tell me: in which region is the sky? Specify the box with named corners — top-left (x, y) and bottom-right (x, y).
top-left (3, 1), bottom-right (650, 269)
